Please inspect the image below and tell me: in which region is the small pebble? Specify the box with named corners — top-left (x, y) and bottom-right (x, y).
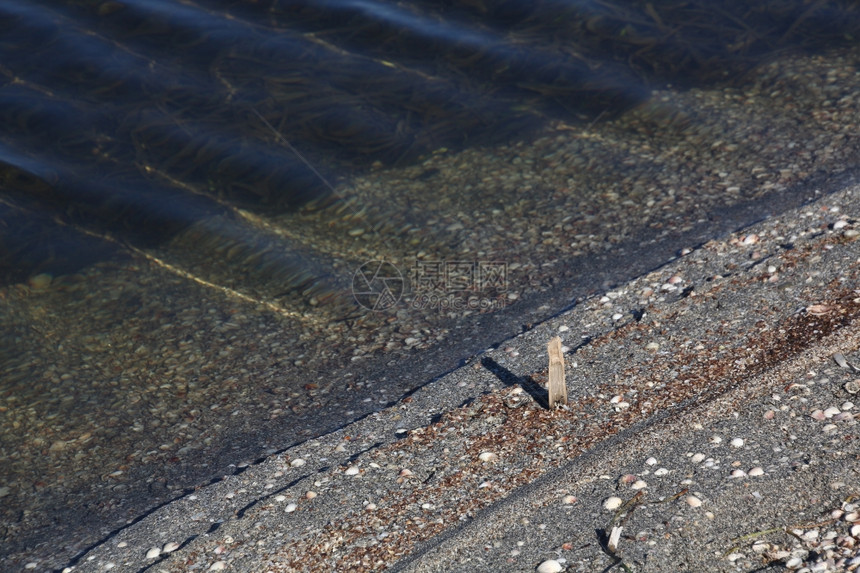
top-left (631, 480), bottom-right (648, 490)
top-left (845, 511), bottom-right (859, 522)
top-left (290, 458), bottom-right (306, 467)
top-left (604, 497), bottom-right (623, 510)
top-left (28, 273), bottom-right (53, 290)
top-left (654, 468), bottom-right (669, 476)
top-left (345, 466), bottom-right (360, 475)
top-left (786, 557), bottom-right (803, 568)
top-left (536, 559), bottom-right (563, 573)
top-left (479, 452), bottom-right (498, 462)
top-left (645, 457), bottom-right (657, 466)
top-left (285, 503), bottom-right (297, 512)
top-left (305, 491), bottom-right (317, 499)
top-left (562, 495), bottom-right (577, 504)
top-left (691, 453), bottom-right (706, 463)
top-left (686, 495), bottom-right (703, 508)
top-left (730, 437), bottom-right (745, 448)
top-left (209, 562), bottom-right (226, 571)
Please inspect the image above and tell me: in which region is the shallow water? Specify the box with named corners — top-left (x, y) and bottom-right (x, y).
top-left (1, 1), bottom-right (860, 569)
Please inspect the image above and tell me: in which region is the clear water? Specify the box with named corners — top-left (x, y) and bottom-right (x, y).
top-left (1, 0), bottom-right (859, 568)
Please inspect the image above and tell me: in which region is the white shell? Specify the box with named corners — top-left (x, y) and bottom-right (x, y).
top-left (603, 496), bottom-right (623, 510)
top-left (536, 559), bottom-right (563, 573)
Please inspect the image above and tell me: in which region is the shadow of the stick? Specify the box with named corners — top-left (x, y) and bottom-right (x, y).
top-left (480, 356), bottom-right (549, 409)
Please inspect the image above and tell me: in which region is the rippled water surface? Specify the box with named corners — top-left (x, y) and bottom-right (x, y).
top-left (1, 0), bottom-right (860, 568)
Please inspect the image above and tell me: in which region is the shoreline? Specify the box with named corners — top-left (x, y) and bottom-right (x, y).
top-left (5, 44), bottom-right (860, 571)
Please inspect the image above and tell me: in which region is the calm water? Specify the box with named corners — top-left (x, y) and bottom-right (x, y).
top-left (1, 0), bottom-right (860, 569)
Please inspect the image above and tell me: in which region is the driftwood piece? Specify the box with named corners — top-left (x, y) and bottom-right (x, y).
top-left (547, 336), bottom-right (568, 408)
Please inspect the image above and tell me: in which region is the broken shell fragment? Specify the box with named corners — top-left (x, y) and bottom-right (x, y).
top-left (607, 525), bottom-right (623, 552)
top-left (806, 304), bottom-right (830, 316)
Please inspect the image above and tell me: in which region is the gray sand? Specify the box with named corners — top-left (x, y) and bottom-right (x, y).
top-left (60, 178), bottom-right (860, 572)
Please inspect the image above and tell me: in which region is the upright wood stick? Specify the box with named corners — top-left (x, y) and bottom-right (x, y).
top-left (547, 336), bottom-right (567, 408)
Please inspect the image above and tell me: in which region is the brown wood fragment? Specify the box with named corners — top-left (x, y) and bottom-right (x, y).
top-left (547, 336), bottom-right (568, 408)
